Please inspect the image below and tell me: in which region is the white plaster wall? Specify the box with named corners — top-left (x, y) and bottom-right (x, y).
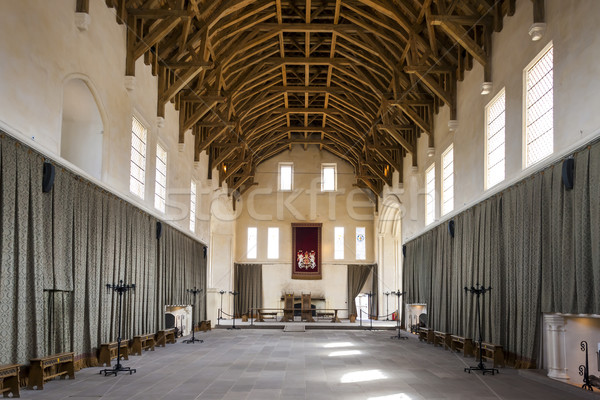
top-left (233, 146), bottom-right (376, 316)
top-left (0, 0), bottom-right (210, 244)
top-left (400, 0), bottom-right (600, 242)
top-left (61, 120), bottom-right (103, 180)
top-left (235, 146), bottom-right (375, 263)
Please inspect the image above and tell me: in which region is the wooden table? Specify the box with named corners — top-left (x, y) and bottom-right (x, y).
top-left (29, 352), bottom-right (75, 390)
top-left (0, 364), bottom-right (20, 398)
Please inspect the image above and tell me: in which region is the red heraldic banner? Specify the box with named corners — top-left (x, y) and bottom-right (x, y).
top-left (292, 223), bottom-right (322, 280)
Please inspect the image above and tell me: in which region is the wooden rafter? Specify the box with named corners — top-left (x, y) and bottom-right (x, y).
top-left (102, 0), bottom-right (516, 195)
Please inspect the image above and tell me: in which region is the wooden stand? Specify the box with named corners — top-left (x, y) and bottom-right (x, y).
top-left (98, 342), bottom-right (129, 367)
top-left (28, 352), bottom-right (74, 390)
top-left (0, 364), bottom-right (20, 397)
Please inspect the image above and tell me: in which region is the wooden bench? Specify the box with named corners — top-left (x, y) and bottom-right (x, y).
top-left (434, 331), bottom-right (451, 349)
top-left (257, 310), bottom-right (278, 322)
top-left (450, 335), bottom-right (474, 357)
top-left (475, 342), bottom-right (505, 368)
top-left (28, 352), bottom-right (74, 390)
top-left (156, 329), bottom-right (176, 347)
top-left (198, 320), bottom-right (211, 331)
top-left (98, 341), bottom-right (129, 367)
top-left (0, 364), bottom-right (20, 398)
top-left (131, 333), bottom-right (155, 356)
top-left (418, 328), bottom-right (434, 344)
top-left (316, 312), bottom-right (334, 321)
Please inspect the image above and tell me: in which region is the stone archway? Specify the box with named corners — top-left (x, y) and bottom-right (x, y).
top-left (376, 194), bottom-right (403, 318)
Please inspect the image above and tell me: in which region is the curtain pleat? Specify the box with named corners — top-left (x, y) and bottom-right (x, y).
top-left (234, 264), bottom-right (263, 317)
top-left (0, 132), bottom-right (207, 366)
top-left (347, 264), bottom-right (374, 316)
top-left (403, 138), bottom-right (600, 367)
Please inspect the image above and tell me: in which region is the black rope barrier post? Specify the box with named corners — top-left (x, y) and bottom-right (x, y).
top-left (364, 292), bottom-right (374, 331)
top-left (183, 287), bottom-right (203, 344)
top-left (384, 292), bottom-right (390, 320)
top-left (390, 290), bottom-right (407, 340)
top-left (228, 291), bottom-right (241, 330)
top-left (100, 280), bottom-right (136, 376)
top-left (579, 341), bottom-right (593, 391)
top-left (464, 284), bottom-right (498, 375)
top-left (218, 290), bottom-right (225, 326)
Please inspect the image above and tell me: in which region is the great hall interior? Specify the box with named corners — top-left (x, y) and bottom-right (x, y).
top-left (0, 1), bottom-right (599, 399)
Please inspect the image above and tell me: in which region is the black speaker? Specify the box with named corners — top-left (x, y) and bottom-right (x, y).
top-left (203, 246), bottom-right (207, 259)
top-left (156, 221), bottom-right (162, 239)
top-left (402, 245), bottom-right (406, 258)
top-left (42, 162), bottom-right (55, 193)
top-left (562, 158), bottom-right (574, 190)
top-left (448, 220), bottom-right (455, 238)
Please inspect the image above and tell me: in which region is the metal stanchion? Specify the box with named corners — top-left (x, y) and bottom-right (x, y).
top-left (390, 290), bottom-right (407, 340)
top-left (100, 280), bottom-right (137, 376)
top-left (217, 290), bottom-right (225, 326)
top-left (183, 287), bottom-right (203, 344)
top-left (464, 284), bottom-right (498, 375)
top-left (228, 291), bottom-right (240, 330)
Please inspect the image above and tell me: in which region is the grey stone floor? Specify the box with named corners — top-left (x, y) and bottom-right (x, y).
top-left (18, 328), bottom-right (599, 400)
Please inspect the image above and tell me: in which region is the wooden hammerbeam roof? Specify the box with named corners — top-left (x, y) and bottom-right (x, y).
top-left (93, 0), bottom-right (527, 196)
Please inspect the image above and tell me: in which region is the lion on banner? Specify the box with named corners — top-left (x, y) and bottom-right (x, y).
top-left (297, 250), bottom-right (316, 269)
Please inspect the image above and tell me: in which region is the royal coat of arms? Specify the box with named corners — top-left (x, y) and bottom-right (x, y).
top-left (297, 250), bottom-right (316, 269)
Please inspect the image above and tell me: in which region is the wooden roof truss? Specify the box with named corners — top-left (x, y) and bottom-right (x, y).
top-left (98, 0), bottom-right (527, 196)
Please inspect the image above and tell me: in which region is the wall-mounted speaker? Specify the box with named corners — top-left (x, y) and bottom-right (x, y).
top-left (402, 245), bottom-right (406, 258)
top-left (203, 246), bottom-right (207, 259)
top-left (448, 220), bottom-right (455, 238)
top-left (156, 221), bottom-right (162, 239)
top-left (42, 162), bottom-right (55, 193)
top-left (562, 158), bottom-right (574, 190)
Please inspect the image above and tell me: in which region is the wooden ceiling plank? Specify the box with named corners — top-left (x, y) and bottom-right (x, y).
top-left (196, 124), bottom-right (231, 154)
top-left (159, 64), bottom-right (211, 104)
top-left (377, 124), bottom-right (415, 154)
top-left (368, 144), bottom-right (403, 174)
top-left (393, 102), bottom-right (431, 135)
top-left (181, 97), bottom-right (226, 133)
top-left (213, 145), bottom-right (240, 166)
top-left (430, 17), bottom-right (488, 66)
top-left (132, 16), bottom-right (181, 60)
